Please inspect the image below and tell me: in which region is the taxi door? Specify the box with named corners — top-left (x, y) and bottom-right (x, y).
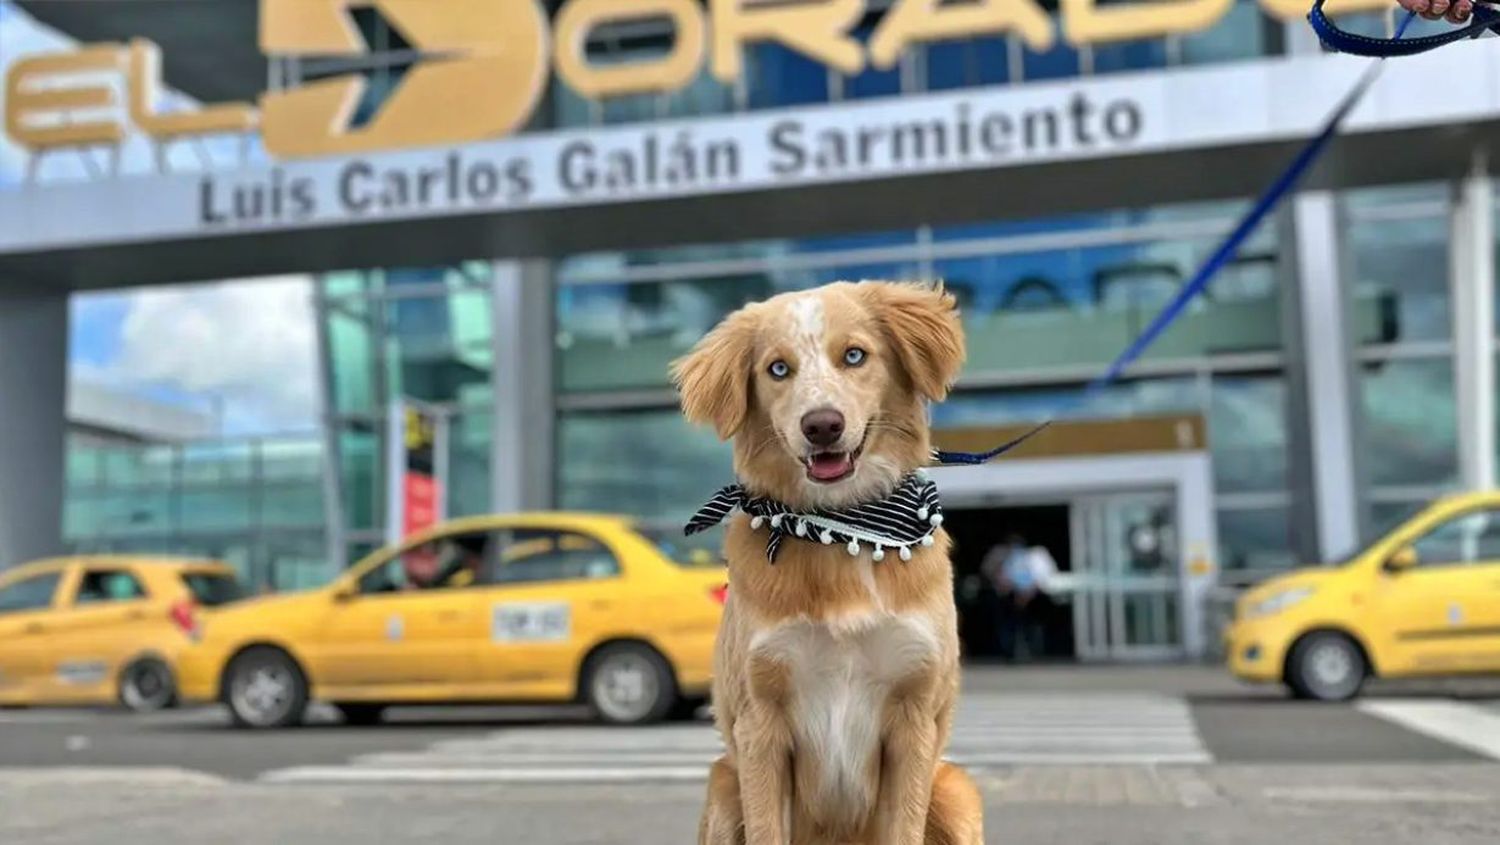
top-left (33, 567), bottom-right (158, 702)
top-left (472, 527), bottom-right (626, 697)
top-left (308, 539), bottom-right (481, 689)
top-left (0, 568), bottom-right (66, 701)
top-left (1371, 506), bottom-right (1500, 674)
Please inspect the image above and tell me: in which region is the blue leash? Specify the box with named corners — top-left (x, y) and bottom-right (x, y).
top-left (934, 7), bottom-right (1430, 467)
top-left (1310, 0), bottom-right (1499, 56)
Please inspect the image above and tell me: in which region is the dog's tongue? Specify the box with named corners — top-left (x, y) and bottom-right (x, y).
top-left (808, 452), bottom-right (852, 481)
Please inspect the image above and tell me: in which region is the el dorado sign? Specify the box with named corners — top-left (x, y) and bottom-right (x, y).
top-left (6, 0), bottom-right (1395, 162)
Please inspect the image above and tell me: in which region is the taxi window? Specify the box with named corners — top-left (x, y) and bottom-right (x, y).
top-left (485, 530), bottom-right (620, 585)
top-left (1409, 508), bottom-right (1500, 568)
top-left (0, 572), bottom-right (62, 615)
top-left (358, 531), bottom-right (494, 594)
top-left (76, 570), bottom-right (148, 604)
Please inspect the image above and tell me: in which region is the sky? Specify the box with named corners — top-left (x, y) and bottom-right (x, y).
top-left (2, 1), bottom-right (320, 435)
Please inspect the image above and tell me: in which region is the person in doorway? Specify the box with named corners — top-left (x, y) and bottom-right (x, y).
top-left (983, 534), bottom-right (1059, 661)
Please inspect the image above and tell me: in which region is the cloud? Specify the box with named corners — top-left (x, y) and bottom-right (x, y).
top-left (89, 276), bottom-right (320, 434)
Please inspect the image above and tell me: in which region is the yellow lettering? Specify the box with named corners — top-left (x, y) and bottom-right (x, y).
top-left (3, 45), bottom-right (127, 152)
top-left (260, 0), bottom-right (550, 159)
top-left (555, 0), bottom-right (706, 98)
top-left (710, 0), bottom-right (865, 83)
top-left (871, 0), bottom-right (1055, 67)
top-left (128, 39), bottom-right (258, 143)
top-left (1062, 0), bottom-right (1232, 44)
top-left (1259, 0), bottom-right (1393, 18)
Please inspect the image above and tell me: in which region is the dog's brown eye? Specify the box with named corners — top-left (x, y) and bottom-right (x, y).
top-left (768, 360), bottom-right (791, 380)
top-left (843, 347), bottom-right (867, 367)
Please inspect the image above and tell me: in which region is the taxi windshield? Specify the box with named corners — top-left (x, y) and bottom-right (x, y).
top-left (639, 526), bottom-right (724, 568)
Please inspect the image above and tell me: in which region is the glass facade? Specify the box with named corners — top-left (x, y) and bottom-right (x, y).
top-left (64, 436), bottom-right (328, 591)
top-left (553, 200), bottom-right (1296, 575)
top-left (317, 263), bottom-right (497, 563)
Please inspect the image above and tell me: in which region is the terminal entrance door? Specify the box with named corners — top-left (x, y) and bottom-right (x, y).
top-left (1072, 490), bottom-right (1182, 660)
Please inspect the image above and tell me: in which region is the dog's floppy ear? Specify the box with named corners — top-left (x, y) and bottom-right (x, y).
top-left (671, 307), bottom-right (758, 439)
top-left (861, 282), bottom-right (966, 401)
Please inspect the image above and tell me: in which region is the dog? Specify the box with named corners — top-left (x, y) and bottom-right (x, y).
top-left (673, 281), bottom-right (983, 845)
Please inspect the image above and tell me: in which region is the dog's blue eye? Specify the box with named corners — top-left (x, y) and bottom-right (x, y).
top-left (843, 348), bottom-right (867, 367)
top-left (768, 360), bottom-right (790, 380)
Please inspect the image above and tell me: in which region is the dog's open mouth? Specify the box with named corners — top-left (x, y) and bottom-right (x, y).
top-left (805, 447), bottom-right (860, 483)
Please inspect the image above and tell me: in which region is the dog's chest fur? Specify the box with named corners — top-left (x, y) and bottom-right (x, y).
top-left (749, 601), bottom-right (940, 821)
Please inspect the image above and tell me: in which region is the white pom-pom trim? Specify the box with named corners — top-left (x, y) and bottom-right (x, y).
top-left (899, 546), bottom-right (913, 562)
top-left (917, 506), bottom-right (930, 521)
top-left (750, 515), bottom-right (764, 529)
top-left (795, 521), bottom-right (807, 537)
top-left (820, 530), bottom-right (833, 545)
top-left (872, 547), bottom-right (885, 562)
top-left (921, 534), bottom-right (935, 547)
top-left (770, 514), bottom-right (783, 529)
top-left (929, 513), bottom-right (944, 527)
top-left (846, 541), bottom-right (860, 556)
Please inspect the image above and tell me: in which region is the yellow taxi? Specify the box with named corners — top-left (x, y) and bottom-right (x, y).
top-left (1226, 492), bottom-right (1500, 700)
top-left (176, 513), bottom-right (727, 728)
top-left (0, 557), bottom-right (246, 711)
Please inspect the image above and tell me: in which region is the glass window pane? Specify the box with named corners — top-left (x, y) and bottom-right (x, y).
top-left (1181, 0), bottom-right (1276, 65)
top-left (749, 43), bottom-right (830, 109)
top-left (1209, 374), bottom-right (1287, 492)
top-left (932, 377), bottom-right (1200, 427)
top-left (1091, 39), bottom-right (1167, 75)
top-left (940, 235), bottom-right (1279, 376)
top-left (1021, 18), bottom-right (1080, 81)
top-left (1348, 215), bottom-right (1450, 344)
top-left (179, 488), bottom-right (253, 531)
top-left (1361, 357), bottom-right (1458, 486)
top-left (328, 311), bottom-right (379, 415)
top-left (1218, 506), bottom-right (1299, 572)
top-left (261, 483), bottom-right (324, 528)
top-left (558, 409), bottom-right (734, 523)
top-left (449, 409), bottom-right (492, 518)
top-left (67, 440), bottom-right (101, 486)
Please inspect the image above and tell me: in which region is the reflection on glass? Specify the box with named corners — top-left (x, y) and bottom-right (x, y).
top-left (934, 237), bottom-right (1279, 375)
top-left (1348, 216), bottom-right (1449, 344)
top-left (749, 43), bottom-right (831, 109)
top-left (1217, 506), bottom-right (1298, 571)
top-left (1022, 19), bottom-right (1081, 81)
top-left (1181, 0), bottom-right (1277, 65)
top-left (1209, 375), bottom-right (1287, 492)
top-left (1360, 357), bottom-right (1458, 486)
top-left (558, 410), bottom-right (734, 523)
top-left (556, 264), bottom-right (918, 392)
top-left (922, 35), bottom-right (1010, 91)
top-left (1090, 39), bottom-right (1167, 75)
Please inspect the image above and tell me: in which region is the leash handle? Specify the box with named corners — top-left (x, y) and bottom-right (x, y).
top-left (1310, 0), bottom-right (1499, 56)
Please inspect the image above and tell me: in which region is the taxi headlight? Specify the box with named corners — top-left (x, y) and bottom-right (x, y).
top-left (1246, 586), bottom-right (1315, 619)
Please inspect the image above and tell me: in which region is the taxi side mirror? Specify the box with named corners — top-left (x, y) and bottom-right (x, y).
top-left (1384, 545), bottom-right (1419, 573)
top-left (331, 581), bottom-right (357, 601)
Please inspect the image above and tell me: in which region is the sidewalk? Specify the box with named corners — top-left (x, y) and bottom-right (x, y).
top-left (962, 662), bottom-right (1247, 696)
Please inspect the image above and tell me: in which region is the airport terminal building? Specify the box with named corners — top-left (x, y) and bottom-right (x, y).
top-left (4, 0), bottom-right (1500, 660)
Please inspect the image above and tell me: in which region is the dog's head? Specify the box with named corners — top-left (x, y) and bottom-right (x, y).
top-left (673, 281), bottom-right (964, 510)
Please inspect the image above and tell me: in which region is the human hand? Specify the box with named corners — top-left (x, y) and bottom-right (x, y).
top-left (1398, 0), bottom-right (1474, 23)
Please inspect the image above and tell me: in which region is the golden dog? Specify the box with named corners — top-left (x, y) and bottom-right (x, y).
top-left (674, 281), bottom-right (983, 845)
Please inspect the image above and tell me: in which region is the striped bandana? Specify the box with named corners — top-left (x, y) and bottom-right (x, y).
top-left (685, 472), bottom-right (944, 563)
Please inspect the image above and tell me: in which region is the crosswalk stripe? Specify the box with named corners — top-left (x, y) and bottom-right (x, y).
top-left (256, 692), bottom-right (1214, 784)
top-left (1357, 699), bottom-right (1500, 761)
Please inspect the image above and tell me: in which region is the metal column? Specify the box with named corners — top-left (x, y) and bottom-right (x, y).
top-left (1451, 153), bottom-right (1496, 493)
top-left (0, 292), bottom-right (68, 569)
top-left (1291, 192), bottom-right (1363, 559)
top-left (490, 260), bottom-right (555, 513)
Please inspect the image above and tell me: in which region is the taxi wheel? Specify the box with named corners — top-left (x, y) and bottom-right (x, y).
top-left (224, 647), bottom-right (309, 729)
top-left (584, 643), bottom-right (678, 725)
top-left (1286, 632), bottom-right (1367, 702)
top-left (118, 657), bottom-right (177, 713)
top-left (334, 703), bottom-right (387, 726)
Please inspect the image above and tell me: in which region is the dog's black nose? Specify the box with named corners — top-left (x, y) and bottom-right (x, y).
top-left (800, 409), bottom-right (845, 448)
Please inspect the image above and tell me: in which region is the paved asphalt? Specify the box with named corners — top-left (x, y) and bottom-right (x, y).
top-left (3, 666), bottom-right (1500, 844)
